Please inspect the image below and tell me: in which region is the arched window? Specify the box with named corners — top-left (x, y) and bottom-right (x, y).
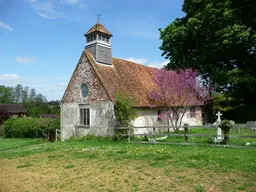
top-left (81, 84), bottom-right (88, 98)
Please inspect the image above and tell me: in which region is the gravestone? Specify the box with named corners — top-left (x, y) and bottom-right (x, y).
top-left (247, 121), bottom-right (256, 131)
top-left (216, 111), bottom-right (223, 141)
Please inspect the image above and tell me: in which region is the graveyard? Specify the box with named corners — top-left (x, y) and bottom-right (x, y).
top-left (1, 0), bottom-right (256, 191)
top-left (0, 137), bottom-right (256, 192)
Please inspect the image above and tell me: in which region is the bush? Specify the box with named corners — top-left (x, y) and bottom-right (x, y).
top-left (114, 92), bottom-right (137, 141)
top-left (219, 120), bottom-right (233, 144)
top-left (3, 118), bottom-right (60, 138)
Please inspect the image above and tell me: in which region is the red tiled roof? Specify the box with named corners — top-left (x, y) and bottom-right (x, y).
top-left (86, 51), bottom-right (157, 107)
top-left (85, 23), bottom-right (112, 36)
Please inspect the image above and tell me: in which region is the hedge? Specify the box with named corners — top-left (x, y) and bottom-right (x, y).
top-left (3, 118), bottom-right (60, 138)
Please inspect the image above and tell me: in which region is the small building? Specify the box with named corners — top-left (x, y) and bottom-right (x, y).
top-left (60, 22), bottom-right (205, 140)
top-left (0, 104), bottom-right (27, 118)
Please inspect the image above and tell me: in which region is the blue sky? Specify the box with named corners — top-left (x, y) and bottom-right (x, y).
top-left (0, 0), bottom-right (184, 101)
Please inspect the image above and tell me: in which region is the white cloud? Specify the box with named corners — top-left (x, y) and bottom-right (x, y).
top-left (61, 0), bottom-right (86, 8)
top-left (126, 58), bottom-right (148, 65)
top-left (147, 61), bottom-right (169, 69)
top-left (125, 58), bottom-right (168, 69)
top-left (16, 56), bottom-right (34, 64)
top-left (0, 21), bottom-right (14, 31)
top-left (28, 1), bottom-right (67, 20)
top-left (27, 0), bottom-right (86, 19)
top-left (0, 74), bottom-right (20, 81)
top-left (36, 12), bottom-right (53, 19)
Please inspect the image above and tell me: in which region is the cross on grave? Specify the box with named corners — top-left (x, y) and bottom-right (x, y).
top-left (216, 111), bottom-right (222, 123)
top-left (215, 111), bottom-right (223, 141)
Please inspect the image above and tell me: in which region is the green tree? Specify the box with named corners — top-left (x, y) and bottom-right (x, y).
top-left (22, 86), bottom-right (29, 103)
top-left (29, 88), bottom-right (36, 102)
top-left (0, 86), bottom-right (14, 103)
top-left (14, 84), bottom-right (23, 103)
top-left (159, 0), bottom-right (256, 105)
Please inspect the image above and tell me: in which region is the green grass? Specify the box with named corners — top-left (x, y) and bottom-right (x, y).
top-left (64, 164), bottom-right (75, 169)
top-left (0, 138), bottom-right (255, 173)
top-left (16, 164), bottom-right (33, 168)
top-left (133, 127), bottom-right (256, 146)
top-left (0, 138), bottom-right (255, 191)
top-left (0, 137), bottom-right (45, 151)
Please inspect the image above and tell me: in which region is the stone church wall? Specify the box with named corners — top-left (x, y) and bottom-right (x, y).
top-left (61, 101), bottom-right (115, 140)
top-left (61, 51), bottom-right (114, 140)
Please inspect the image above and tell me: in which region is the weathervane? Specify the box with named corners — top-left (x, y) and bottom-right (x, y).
top-left (95, 14), bottom-right (101, 23)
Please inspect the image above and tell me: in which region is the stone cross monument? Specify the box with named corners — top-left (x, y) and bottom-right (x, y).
top-left (216, 111), bottom-right (223, 141)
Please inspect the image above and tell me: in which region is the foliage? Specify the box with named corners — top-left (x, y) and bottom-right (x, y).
top-left (149, 69), bottom-right (210, 131)
top-left (219, 120), bottom-right (234, 144)
top-left (159, 0), bottom-right (256, 105)
top-left (3, 118), bottom-right (60, 138)
top-left (220, 120), bottom-right (233, 133)
top-left (115, 92), bottom-right (137, 127)
top-left (0, 84), bottom-right (60, 117)
top-left (114, 92), bottom-right (137, 140)
top-left (0, 85), bottom-right (13, 103)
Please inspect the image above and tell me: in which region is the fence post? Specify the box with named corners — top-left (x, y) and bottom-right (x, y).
top-left (153, 126), bottom-right (156, 143)
top-left (184, 124), bottom-right (189, 142)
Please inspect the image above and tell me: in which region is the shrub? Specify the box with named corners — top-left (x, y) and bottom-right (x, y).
top-left (114, 92), bottom-right (137, 141)
top-left (219, 120), bottom-right (233, 144)
top-left (3, 118), bottom-right (60, 138)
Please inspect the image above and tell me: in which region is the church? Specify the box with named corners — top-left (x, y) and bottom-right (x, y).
top-left (60, 22), bottom-right (204, 140)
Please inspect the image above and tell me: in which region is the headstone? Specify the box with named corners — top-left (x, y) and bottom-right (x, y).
top-left (216, 111), bottom-right (223, 141)
top-left (247, 121), bottom-right (256, 130)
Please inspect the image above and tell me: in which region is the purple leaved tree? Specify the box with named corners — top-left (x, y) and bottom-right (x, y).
top-left (149, 69), bottom-right (210, 132)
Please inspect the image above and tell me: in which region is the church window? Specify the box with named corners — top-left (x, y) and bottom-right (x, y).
top-left (93, 35), bottom-right (96, 41)
top-left (81, 84), bottom-right (88, 97)
top-left (80, 108), bottom-right (90, 126)
top-left (102, 35), bottom-right (106, 41)
top-left (106, 37), bottom-right (109, 43)
top-left (190, 107), bottom-right (196, 118)
top-left (99, 35), bottom-right (102, 40)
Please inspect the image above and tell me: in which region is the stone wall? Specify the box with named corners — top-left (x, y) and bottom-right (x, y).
top-left (61, 101), bottom-right (115, 140)
top-left (62, 51), bottom-right (110, 103)
top-left (61, 51), bottom-right (114, 140)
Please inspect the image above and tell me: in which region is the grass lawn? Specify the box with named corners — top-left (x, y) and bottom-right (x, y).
top-left (0, 138), bottom-right (256, 192)
top-left (0, 137), bottom-right (45, 151)
top-left (133, 128), bottom-right (256, 146)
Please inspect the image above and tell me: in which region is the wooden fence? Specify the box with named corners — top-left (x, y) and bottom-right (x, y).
top-left (115, 125), bottom-right (256, 148)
